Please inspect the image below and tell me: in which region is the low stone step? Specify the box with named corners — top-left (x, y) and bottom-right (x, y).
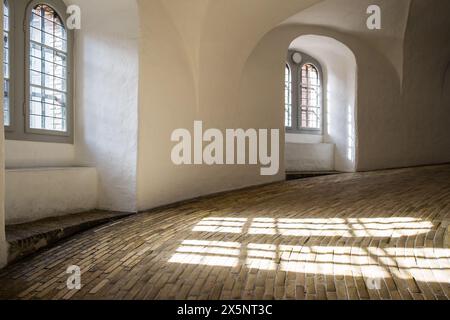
top-left (6, 211), bottom-right (133, 265)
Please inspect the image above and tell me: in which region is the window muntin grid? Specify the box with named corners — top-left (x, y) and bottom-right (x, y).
top-left (3, 0), bottom-right (10, 126)
top-left (300, 64), bottom-right (321, 130)
top-left (29, 4), bottom-right (67, 132)
top-left (285, 64), bottom-right (292, 128)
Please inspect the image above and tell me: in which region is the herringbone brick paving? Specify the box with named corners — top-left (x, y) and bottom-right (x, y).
top-left (0, 165), bottom-right (449, 300)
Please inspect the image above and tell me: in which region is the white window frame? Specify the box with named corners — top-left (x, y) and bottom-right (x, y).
top-left (4, 0), bottom-right (74, 144)
top-left (285, 50), bottom-right (324, 135)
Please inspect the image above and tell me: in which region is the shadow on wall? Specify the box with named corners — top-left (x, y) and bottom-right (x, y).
top-left (400, 0), bottom-right (450, 167)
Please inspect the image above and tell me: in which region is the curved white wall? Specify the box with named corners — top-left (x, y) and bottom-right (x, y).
top-left (290, 35), bottom-right (357, 172)
top-left (136, 0), bottom-right (323, 211)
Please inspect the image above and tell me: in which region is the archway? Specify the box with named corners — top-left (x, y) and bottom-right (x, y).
top-left (285, 34), bottom-right (357, 173)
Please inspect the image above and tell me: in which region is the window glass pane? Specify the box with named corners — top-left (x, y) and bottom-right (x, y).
top-left (3, 0), bottom-right (10, 126)
top-left (29, 4), bottom-right (68, 132)
top-left (285, 65), bottom-right (292, 128)
top-left (300, 64), bottom-right (321, 130)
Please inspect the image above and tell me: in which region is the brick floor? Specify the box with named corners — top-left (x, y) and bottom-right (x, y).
top-left (0, 165), bottom-right (449, 300)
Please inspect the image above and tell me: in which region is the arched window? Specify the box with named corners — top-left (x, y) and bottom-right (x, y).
top-left (4, 0), bottom-right (72, 143)
top-left (285, 51), bottom-right (323, 134)
top-left (29, 4), bottom-right (68, 132)
top-left (300, 64), bottom-right (321, 130)
top-left (285, 64), bottom-right (292, 128)
top-left (3, 0), bottom-right (10, 126)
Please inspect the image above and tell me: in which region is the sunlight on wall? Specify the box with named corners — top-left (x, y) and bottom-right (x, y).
top-left (347, 104), bottom-right (355, 162)
top-left (326, 89), bottom-right (331, 137)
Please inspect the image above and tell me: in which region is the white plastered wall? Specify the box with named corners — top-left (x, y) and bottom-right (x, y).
top-left (285, 143), bottom-right (334, 172)
top-left (66, 0), bottom-right (140, 212)
top-left (136, 0), bottom-right (323, 211)
top-left (5, 141), bottom-right (75, 169)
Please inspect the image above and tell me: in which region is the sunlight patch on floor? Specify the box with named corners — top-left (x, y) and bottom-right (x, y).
top-left (169, 240), bottom-right (450, 283)
top-left (169, 216), bottom-right (450, 283)
top-left (192, 217), bottom-right (434, 238)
